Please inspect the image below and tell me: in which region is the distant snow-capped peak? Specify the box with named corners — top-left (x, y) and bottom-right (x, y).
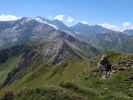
top-left (34, 17), bottom-right (59, 30)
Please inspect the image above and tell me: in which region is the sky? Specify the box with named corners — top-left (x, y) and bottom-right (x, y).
top-left (0, 0), bottom-right (133, 31)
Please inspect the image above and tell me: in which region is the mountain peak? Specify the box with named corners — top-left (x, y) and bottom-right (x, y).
top-left (50, 19), bottom-right (71, 31)
top-left (70, 22), bottom-right (112, 34)
top-left (123, 29), bottom-right (133, 35)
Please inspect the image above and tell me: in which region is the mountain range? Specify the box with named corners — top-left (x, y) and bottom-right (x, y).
top-left (0, 16), bottom-right (133, 52)
top-left (0, 16), bottom-right (133, 100)
top-left (0, 16), bottom-right (100, 86)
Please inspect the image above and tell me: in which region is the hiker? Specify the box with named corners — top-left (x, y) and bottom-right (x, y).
top-left (98, 54), bottom-right (112, 79)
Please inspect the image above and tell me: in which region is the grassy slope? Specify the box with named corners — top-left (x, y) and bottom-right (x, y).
top-left (0, 56), bottom-right (18, 86)
top-left (7, 59), bottom-right (88, 90)
top-left (0, 52), bottom-right (133, 100)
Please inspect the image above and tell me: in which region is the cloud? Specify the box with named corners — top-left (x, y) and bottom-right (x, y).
top-left (80, 21), bottom-right (88, 24)
top-left (0, 14), bottom-right (20, 21)
top-left (54, 15), bottom-right (133, 31)
top-left (100, 22), bottom-right (133, 31)
top-left (54, 15), bottom-right (74, 23)
top-left (122, 22), bottom-right (133, 30)
top-left (99, 23), bottom-right (119, 31)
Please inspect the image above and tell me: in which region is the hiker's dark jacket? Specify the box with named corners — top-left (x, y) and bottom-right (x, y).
top-left (99, 58), bottom-right (111, 71)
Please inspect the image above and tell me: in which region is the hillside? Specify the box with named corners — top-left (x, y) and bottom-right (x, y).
top-left (0, 52), bottom-right (133, 100)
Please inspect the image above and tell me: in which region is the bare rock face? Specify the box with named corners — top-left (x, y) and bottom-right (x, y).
top-left (128, 75), bottom-right (133, 80)
top-left (112, 59), bottom-right (133, 71)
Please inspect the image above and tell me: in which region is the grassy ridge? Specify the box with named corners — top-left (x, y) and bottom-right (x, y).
top-left (0, 52), bottom-right (133, 100)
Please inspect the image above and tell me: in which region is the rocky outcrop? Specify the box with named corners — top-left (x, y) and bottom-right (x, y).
top-left (112, 59), bottom-right (133, 71)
